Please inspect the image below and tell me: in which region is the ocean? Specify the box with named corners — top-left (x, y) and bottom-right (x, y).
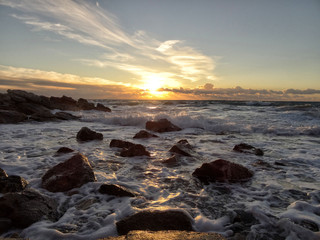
top-left (1, 100), bottom-right (320, 239)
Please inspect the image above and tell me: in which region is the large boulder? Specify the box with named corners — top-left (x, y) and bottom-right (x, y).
top-left (99, 184), bottom-right (138, 197)
top-left (16, 102), bottom-right (50, 115)
top-left (95, 103), bottom-right (111, 112)
top-left (110, 139), bottom-right (135, 149)
top-left (42, 153), bottom-right (96, 192)
top-left (50, 95), bottom-right (79, 111)
top-left (0, 189), bottom-right (59, 228)
top-left (192, 159), bottom-right (253, 184)
top-left (146, 119), bottom-right (182, 133)
top-left (233, 143), bottom-right (264, 156)
top-left (120, 144), bottom-right (150, 157)
top-left (7, 89), bottom-right (41, 104)
top-left (102, 230), bottom-right (226, 240)
top-left (116, 210), bottom-right (193, 235)
top-left (76, 127), bottom-right (103, 141)
top-left (0, 110), bottom-right (27, 123)
top-left (77, 98), bottom-right (95, 110)
top-left (133, 130), bottom-right (158, 139)
top-left (0, 175), bottom-right (28, 194)
top-left (30, 110), bottom-right (58, 122)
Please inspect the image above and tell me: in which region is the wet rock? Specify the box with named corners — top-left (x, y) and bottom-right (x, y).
top-left (0, 189), bottom-right (59, 228)
top-left (50, 95), bottom-right (79, 111)
top-left (192, 159), bottom-right (253, 184)
top-left (55, 112), bottom-right (81, 120)
top-left (169, 140), bottom-right (193, 157)
top-left (163, 156), bottom-right (179, 165)
top-left (120, 144), bottom-right (150, 157)
top-left (30, 110), bottom-right (58, 122)
top-left (102, 230), bottom-right (226, 240)
top-left (0, 218), bottom-right (12, 234)
top-left (133, 130), bottom-right (158, 139)
top-left (0, 110), bottom-right (27, 123)
top-left (233, 143), bottom-right (264, 156)
top-left (116, 210), bottom-right (193, 235)
top-left (0, 168), bottom-right (8, 177)
top-left (7, 89), bottom-right (42, 103)
top-left (274, 161), bottom-right (286, 166)
top-left (42, 153), bottom-right (96, 192)
top-left (75, 198), bottom-right (99, 210)
top-left (95, 103), bottom-right (111, 112)
top-left (145, 118), bottom-right (182, 133)
top-left (16, 102), bottom-right (50, 115)
top-left (77, 98), bottom-right (95, 110)
top-left (56, 147), bottom-right (74, 154)
top-left (110, 139), bottom-right (135, 149)
top-left (252, 160), bottom-right (272, 168)
top-left (76, 127), bottom-right (103, 141)
top-left (99, 184), bottom-right (138, 197)
top-left (0, 175), bottom-right (28, 193)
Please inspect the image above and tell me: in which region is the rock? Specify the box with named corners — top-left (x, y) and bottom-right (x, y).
top-left (233, 143), bottom-right (264, 156)
top-left (99, 184), bottom-right (138, 197)
top-left (252, 160), bottom-right (272, 168)
top-left (274, 161), bottom-right (286, 166)
top-left (133, 130), bottom-right (158, 139)
top-left (56, 147), bottom-right (74, 154)
top-left (169, 139), bottom-right (193, 157)
top-left (95, 103), bottom-right (111, 112)
top-left (7, 89), bottom-right (41, 104)
top-left (0, 218), bottom-right (12, 234)
top-left (54, 112), bottom-right (80, 120)
top-left (0, 189), bottom-right (58, 228)
top-left (42, 153), bottom-right (96, 192)
top-left (110, 139), bottom-right (135, 149)
top-left (30, 110), bottom-right (58, 122)
top-left (0, 176), bottom-right (28, 193)
top-left (163, 156), bottom-right (178, 165)
top-left (116, 210), bottom-right (193, 235)
top-left (75, 198), bottom-right (99, 210)
top-left (120, 144), bottom-right (150, 157)
top-left (15, 102), bottom-right (50, 115)
top-left (0, 110), bottom-right (27, 123)
top-left (50, 95), bottom-right (79, 111)
top-left (102, 230), bottom-right (226, 240)
top-left (76, 127), bottom-right (103, 141)
top-left (145, 119), bottom-right (182, 133)
top-left (77, 98), bottom-right (95, 110)
top-left (192, 159), bottom-right (253, 184)
top-left (0, 168), bottom-right (8, 178)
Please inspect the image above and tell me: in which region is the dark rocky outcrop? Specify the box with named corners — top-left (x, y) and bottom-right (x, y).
top-left (30, 110), bottom-right (59, 122)
top-left (99, 184), bottom-right (138, 197)
top-left (133, 130), bottom-right (158, 139)
top-left (54, 112), bottom-right (81, 120)
top-left (76, 127), bottom-right (103, 141)
top-left (0, 218), bottom-right (12, 234)
top-left (15, 102), bottom-right (50, 115)
top-left (192, 159), bottom-right (253, 184)
top-left (146, 119), bottom-right (182, 133)
top-left (42, 153), bottom-right (96, 192)
top-left (56, 147), bottom-right (74, 154)
top-left (0, 175), bottom-right (28, 194)
top-left (77, 98), bottom-right (95, 110)
top-left (0, 189), bottom-right (59, 228)
top-left (110, 139), bottom-right (135, 149)
top-left (95, 103), bottom-right (111, 112)
top-left (102, 230), bottom-right (226, 240)
top-left (50, 95), bottom-right (79, 111)
top-left (233, 143), bottom-right (264, 156)
top-left (169, 139), bottom-right (193, 157)
top-left (120, 144), bottom-right (150, 157)
top-left (0, 168), bottom-right (8, 177)
top-left (0, 110), bottom-right (27, 123)
top-left (116, 210), bottom-right (193, 235)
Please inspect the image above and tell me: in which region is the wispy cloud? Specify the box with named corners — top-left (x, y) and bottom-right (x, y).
top-left (0, 0), bottom-right (216, 88)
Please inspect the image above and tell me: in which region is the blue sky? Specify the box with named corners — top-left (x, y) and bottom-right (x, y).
top-left (0, 0), bottom-right (319, 100)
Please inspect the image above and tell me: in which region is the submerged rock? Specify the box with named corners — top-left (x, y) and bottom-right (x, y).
top-left (0, 110), bottom-right (27, 124)
top-left (120, 144), bottom-right (150, 157)
top-left (116, 210), bottom-right (193, 235)
top-left (99, 184), bottom-right (138, 197)
top-left (0, 189), bottom-right (58, 228)
top-left (163, 155), bottom-right (179, 165)
top-left (145, 119), bottom-right (182, 133)
top-left (42, 153), bottom-right (96, 192)
top-left (193, 159), bottom-right (253, 184)
top-left (95, 103), bottom-right (111, 112)
top-left (233, 143), bottom-right (264, 156)
top-left (56, 147), bottom-right (74, 154)
top-left (76, 127), bottom-right (103, 141)
top-left (110, 139), bottom-right (135, 149)
top-left (133, 130), bottom-right (158, 139)
top-left (169, 139), bottom-right (193, 157)
top-left (55, 112), bottom-right (80, 120)
top-left (0, 175), bottom-right (28, 194)
top-left (102, 230), bottom-right (226, 240)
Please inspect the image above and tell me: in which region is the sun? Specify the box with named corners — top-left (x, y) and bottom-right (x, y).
top-left (139, 75), bottom-right (168, 98)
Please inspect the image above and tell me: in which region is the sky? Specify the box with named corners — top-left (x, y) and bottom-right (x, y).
top-left (0, 0), bottom-right (319, 100)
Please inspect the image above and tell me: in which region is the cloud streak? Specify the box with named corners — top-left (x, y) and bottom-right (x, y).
top-left (0, 0), bottom-right (216, 88)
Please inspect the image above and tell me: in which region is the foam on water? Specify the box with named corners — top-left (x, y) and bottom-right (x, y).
top-left (1, 100), bottom-right (320, 239)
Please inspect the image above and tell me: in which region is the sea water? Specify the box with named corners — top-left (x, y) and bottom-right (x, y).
top-left (0, 100), bottom-right (319, 240)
